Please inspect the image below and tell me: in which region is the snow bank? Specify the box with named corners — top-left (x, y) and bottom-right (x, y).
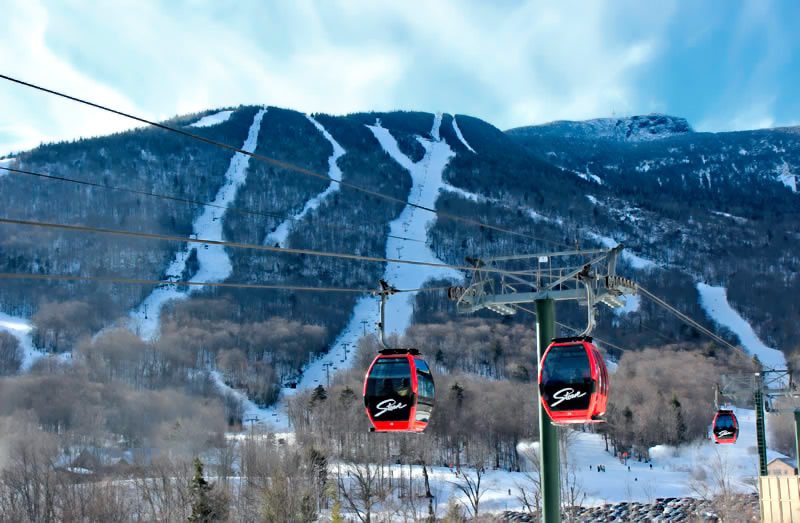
top-left (188, 110), bottom-right (233, 128)
top-left (130, 108), bottom-right (267, 340)
top-left (451, 115), bottom-right (476, 153)
top-left (265, 115), bottom-right (344, 247)
top-left (696, 283), bottom-right (786, 369)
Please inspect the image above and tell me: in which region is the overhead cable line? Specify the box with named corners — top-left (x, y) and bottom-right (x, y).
top-left (0, 271), bottom-right (445, 295)
top-left (0, 73), bottom-right (564, 248)
top-left (636, 284), bottom-right (741, 353)
top-left (0, 217), bottom-right (527, 276)
top-left (0, 272), bottom-right (372, 293)
top-left (0, 165), bottom-right (426, 244)
top-left (514, 304), bottom-right (629, 354)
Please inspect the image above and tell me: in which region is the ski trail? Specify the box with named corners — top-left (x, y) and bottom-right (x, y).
top-left (265, 115), bottom-right (345, 247)
top-left (368, 113), bottom-right (463, 334)
top-left (189, 110), bottom-right (233, 128)
top-left (451, 115), bottom-right (476, 153)
top-left (697, 283), bottom-right (786, 369)
top-left (261, 113), bottom-right (465, 430)
top-left (129, 108), bottom-right (267, 340)
top-left (585, 232), bottom-right (658, 270)
top-left (0, 312), bottom-right (46, 370)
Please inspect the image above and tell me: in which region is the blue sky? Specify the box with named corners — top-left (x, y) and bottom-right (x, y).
top-left (1, 0), bottom-right (799, 155)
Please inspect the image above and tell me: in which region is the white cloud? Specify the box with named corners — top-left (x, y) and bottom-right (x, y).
top-left (0, 0), bottom-right (147, 154)
top-left (0, 0), bottom-right (676, 154)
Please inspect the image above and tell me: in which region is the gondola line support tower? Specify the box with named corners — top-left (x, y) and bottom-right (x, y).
top-left (449, 246), bottom-right (636, 523)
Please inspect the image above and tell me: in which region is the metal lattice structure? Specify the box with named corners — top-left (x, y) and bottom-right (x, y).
top-left (448, 246), bottom-right (638, 523)
top-left (449, 246), bottom-right (637, 327)
top-left (718, 369), bottom-right (797, 476)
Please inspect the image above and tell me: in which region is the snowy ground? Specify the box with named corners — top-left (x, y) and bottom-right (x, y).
top-left (329, 407), bottom-right (772, 520)
top-left (128, 108), bottom-right (267, 340)
top-left (264, 115), bottom-right (344, 247)
top-left (0, 311), bottom-right (46, 370)
top-left (188, 110), bottom-right (233, 128)
top-left (330, 406), bottom-right (774, 520)
top-left (696, 283), bottom-right (786, 369)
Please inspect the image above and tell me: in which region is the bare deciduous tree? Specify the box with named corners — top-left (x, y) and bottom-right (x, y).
top-left (451, 465), bottom-right (485, 518)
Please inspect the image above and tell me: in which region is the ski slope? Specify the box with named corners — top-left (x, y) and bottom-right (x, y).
top-left (585, 232), bottom-right (658, 270)
top-left (367, 114), bottom-right (463, 334)
top-left (265, 115), bottom-right (344, 247)
top-left (451, 115), bottom-right (476, 153)
top-left (0, 311), bottom-right (45, 370)
top-left (189, 110), bottom-right (233, 128)
top-left (697, 283), bottom-right (786, 369)
top-left (261, 114), bottom-right (465, 430)
top-left (0, 157), bottom-right (14, 175)
top-left (129, 108), bottom-right (267, 340)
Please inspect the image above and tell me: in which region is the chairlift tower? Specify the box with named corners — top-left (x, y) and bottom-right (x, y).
top-left (449, 245), bottom-right (636, 523)
top-left (719, 368), bottom-right (796, 476)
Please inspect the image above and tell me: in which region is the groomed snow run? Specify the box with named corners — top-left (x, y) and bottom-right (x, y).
top-left (612, 294), bottom-right (641, 316)
top-left (451, 115), bottom-right (476, 153)
top-left (585, 232), bottom-right (657, 270)
top-left (261, 113), bottom-right (465, 430)
top-left (0, 311), bottom-right (46, 370)
top-left (261, 295), bottom-right (380, 430)
top-left (265, 115), bottom-right (344, 247)
top-left (696, 283), bottom-right (786, 369)
top-left (188, 110), bottom-right (233, 128)
top-left (129, 108), bottom-right (267, 340)
top-left (367, 114), bottom-right (463, 334)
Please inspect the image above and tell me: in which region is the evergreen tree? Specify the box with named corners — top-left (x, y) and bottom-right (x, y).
top-left (671, 394), bottom-right (687, 444)
top-left (311, 384), bottom-right (328, 404)
top-left (188, 458), bottom-right (228, 523)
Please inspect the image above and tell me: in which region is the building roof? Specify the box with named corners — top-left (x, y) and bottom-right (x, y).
top-left (768, 457), bottom-right (797, 468)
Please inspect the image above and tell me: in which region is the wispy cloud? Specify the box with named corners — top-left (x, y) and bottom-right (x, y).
top-left (4, 0), bottom-right (795, 153)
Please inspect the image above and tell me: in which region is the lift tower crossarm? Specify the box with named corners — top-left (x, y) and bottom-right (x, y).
top-left (448, 246), bottom-right (635, 523)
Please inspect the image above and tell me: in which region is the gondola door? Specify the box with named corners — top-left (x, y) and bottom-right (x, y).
top-left (413, 357), bottom-right (435, 430)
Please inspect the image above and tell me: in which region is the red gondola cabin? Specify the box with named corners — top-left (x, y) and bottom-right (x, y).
top-left (538, 337), bottom-right (609, 424)
top-left (712, 409), bottom-right (739, 444)
top-left (363, 349), bottom-right (435, 433)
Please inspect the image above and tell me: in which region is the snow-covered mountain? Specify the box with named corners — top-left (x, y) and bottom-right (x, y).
top-left (508, 113), bottom-right (693, 142)
top-left (1, 106), bottom-right (798, 417)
